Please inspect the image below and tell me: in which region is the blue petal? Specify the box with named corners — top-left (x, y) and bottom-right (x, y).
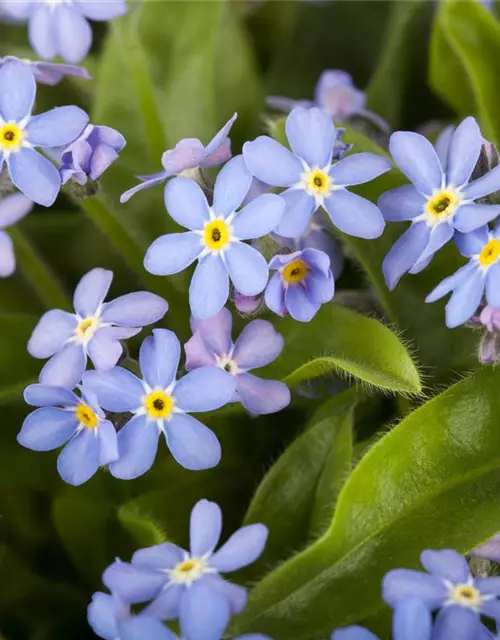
top-left (426, 262), bottom-right (477, 303)
top-left (0, 231), bottom-right (14, 277)
top-left (233, 320), bottom-right (284, 370)
top-left (303, 247), bottom-right (335, 276)
top-left (264, 272), bottom-right (285, 316)
top-left (101, 291), bottom-right (168, 326)
top-left (198, 575), bottom-right (247, 614)
top-left (455, 226), bottom-right (489, 257)
top-left (73, 267), bottom-right (113, 317)
top-left (382, 569), bottom-right (447, 609)
top-left (164, 177), bottom-right (210, 231)
top-left (139, 329), bottom-right (180, 390)
top-left (417, 223), bottom-right (454, 263)
top-left (306, 270), bottom-right (335, 304)
top-left (389, 131), bottom-right (443, 196)
top-left (57, 428), bottom-right (100, 486)
top-left (26, 106), bottom-right (88, 148)
top-left (190, 499), bottom-right (223, 557)
top-left (236, 374), bottom-right (290, 415)
top-left (463, 164), bottom-right (500, 200)
top-left (382, 222), bottom-right (430, 290)
top-left (486, 263), bottom-right (500, 307)
top-left (285, 284), bottom-right (320, 322)
top-left (132, 543), bottom-right (184, 570)
top-left (242, 136), bottom-right (302, 187)
top-left (434, 125), bottom-right (455, 170)
top-left (446, 116), bottom-right (482, 188)
top-left (329, 153), bottom-right (391, 187)
top-left (393, 598), bottom-right (432, 640)
top-left (189, 254), bottom-right (229, 320)
top-left (285, 106), bottom-right (335, 168)
top-left (120, 174), bottom-right (168, 204)
top-left (98, 419), bottom-right (119, 466)
top-left (331, 628), bottom-right (379, 640)
top-left (24, 383), bottom-right (78, 408)
top-left (17, 407), bottom-right (77, 451)
top-left (421, 549), bottom-right (472, 583)
top-left (29, 5), bottom-right (57, 59)
top-left (324, 190), bottom-right (385, 239)
top-left (225, 242), bottom-right (269, 296)
top-left (477, 577), bottom-right (500, 597)
top-left (204, 112), bottom-right (237, 157)
top-left (7, 148), bottom-right (61, 207)
top-left (213, 155), bottom-right (252, 217)
top-left (190, 307), bottom-right (233, 357)
top-left (274, 188), bottom-right (316, 238)
top-left (0, 192), bottom-right (33, 228)
top-left (39, 343), bottom-right (86, 388)
top-left (28, 310), bottom-right (77, 359)
top-left (165, 413), bottom-right (221, 471)
top-left (119, 618), bottom-right (176, 640)
top-left (232, 193), bottom-right (285, 240)
top-left (82, 368), bottom-right (143, 412)
top-left (378, 185), bottom-right (426, 222)
top-left (87, 592), bottom-right (122, 640)
top-left (0, 59), bottom-right (35, 121)
top-left (179, 582), bottom-right (230, 640)
top-left (445, 267), bottom-right (484, 328)
top-left (432, 606), bottom-right (482, 640)
top-left (109, 415), bottom-right (160, 480)
top-left (103, 560), bottom-right (165, 605)
top-left (55, 4), bottom-right (92, 63)
top-left (145, 232), bottom-right (203, 276)
top-left (453, 203), bottom-right (500, 234)
top-left (140, 584), bottom-right (183, 620)
top-left (174, 366), bottom-right (236, 412)
top-left (211, 523), bottom-right (268, 573)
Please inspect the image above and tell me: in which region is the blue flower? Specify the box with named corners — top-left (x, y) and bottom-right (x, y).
top-left (88, 592), bottom-right (176, 640)
top-left (381, 116), bottom-right (500, 289)
top-left (184, 308), bottom-right (291, 415)
top-left (267, 70), bottom-right (389, 132)
top-left (28, 267), bottom-right (168, 389)
top-left (383, 549), bottom-right (500, 637)
top-left (0, 55), bottom-right (91, 85)
top-left (144, 155), bottom-right (284, 320)
top-left (0, 192), bottom-right (33, 277)
top-left (3, 0), bottom-right (127, 63)
top-left (121, 114), bottom-right (237, 203)
top-left (17, 383), bottom-right (118, 486)
top-left (332, 599), bottom-right (432, 640)
top-left (0, 59), bottom-right (88, 206)
top-left (102, 499), bottom-right (268, 626)
top-left (265, 248), bottom-right (335, 322)
top-left (425, 224), bottom-right (500, 328)
top-left (243, 106), bottom-right (390, 238)
top-left (83, 330), bottom-right (237, 477)
top-left (60, 124), bottom-right (126, 185)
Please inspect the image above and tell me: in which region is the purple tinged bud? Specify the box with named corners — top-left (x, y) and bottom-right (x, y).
top-left (233, 292), bottom-right (264, 316)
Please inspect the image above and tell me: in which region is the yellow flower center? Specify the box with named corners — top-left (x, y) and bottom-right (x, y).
top-left (170, 556), bottom-right (206, 584)
top-left (75, 316), bottom-right (100, 342)
top-left (282, 259), bottom-right (309, 284)
top-left (0, 123), bottom-right (24, 152)
top-left (479, 239), bottom-right (500, 266)
top-left (425, 189), bottom-right (460, 221)
top-left (204, 220), bottom-right (230, 251)
top-left (75, 404), bottom-right (99, 429)
top-left (144, 390), bottom-right (174, 419)
top-left (450, 584), bottom-right (483, 608)
top-left (302, 168), bottom-right (333, 199)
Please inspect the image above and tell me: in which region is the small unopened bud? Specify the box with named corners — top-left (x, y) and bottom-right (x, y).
top-left (472, 139), bottom-right (500, 204)
top-left (65, 179), bottom-right (100, 200)
top-left (234, 291), bottom-right (264, 316)
top-left (473, 304), bottom-right (500, 364)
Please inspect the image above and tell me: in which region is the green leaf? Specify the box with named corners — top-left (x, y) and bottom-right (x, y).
top-left (430, 0), bottom-right (500, 144)
top-left (239, 390), bottom-right (357, 583)
top-left (0, 314), bottom-right (39, 389)
top-left (118, 501), bottom-right (167, 549)
top-left (231, 368), bottom-right (500, 639)
top-left (265, 303), bottom-right (421, 394)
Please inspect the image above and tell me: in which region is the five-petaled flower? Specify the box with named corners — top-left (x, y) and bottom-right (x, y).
top-left (381, 116), bottom-right (500, 290)
top-left (265, 248), bottom-right (335, 322)
top-left (242, 106), bottom-right (390, 239)
top-left (2, 0), bottom-right (127, 64)
top-left (144, 155), bottom-right (285, 320)
top-left (425, 224), bottom-right (500, 328)
top-left (121, 113), bottom-right (237, 203)
top-left (83, 329), bottom-right (237, 478)
top-left (0, 192), bottom-right (33, 277)
top-left (102, 499), bottom-right (268, 628)
top-left (184, 308), bottom-right (291, 415)
top-left (18, 382), bottom-right (118, 486)
top-left (0, 59), bottom-right (88, 206)
top-left (28, 267), bottom-right (168, 389)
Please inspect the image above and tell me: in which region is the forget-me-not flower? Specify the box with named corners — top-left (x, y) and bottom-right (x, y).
top-left (0, 59), bottom-right (88, 206)
top-left (28, 267), bottom-right (168, 389)
top-left (267, 70), bottom-right (389, 131)
top-left (184, 308), bottom-right (290, 415)
top-left (103, 499), bottom-right (268, 626)
top-left (2, 0), bottom-right (127, 64)
top-left (83, 330), bottom-right (237, 478)
top-left (425, 224), bottom-right (500, 328)
top-left (0, 55), bottom-right (91, 85)
top-left (121, 114), bottom-right (237, 203)
top-left (243, 106), bottom-right (390, 238)
top-left (381, 116), bottom-right (500, 290)
top-left (18, 383), bottom-right (118, 486)
top-left (265, 248), bottom-right (334, 322)
top-left (60, 124), bottom-right (126, 185)
top-left (383, 549), bottom-right (500, 637)
top-left (144, 155), bottom-right (285, 320)
top-left (0, 192), bottom-right (33, 277)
